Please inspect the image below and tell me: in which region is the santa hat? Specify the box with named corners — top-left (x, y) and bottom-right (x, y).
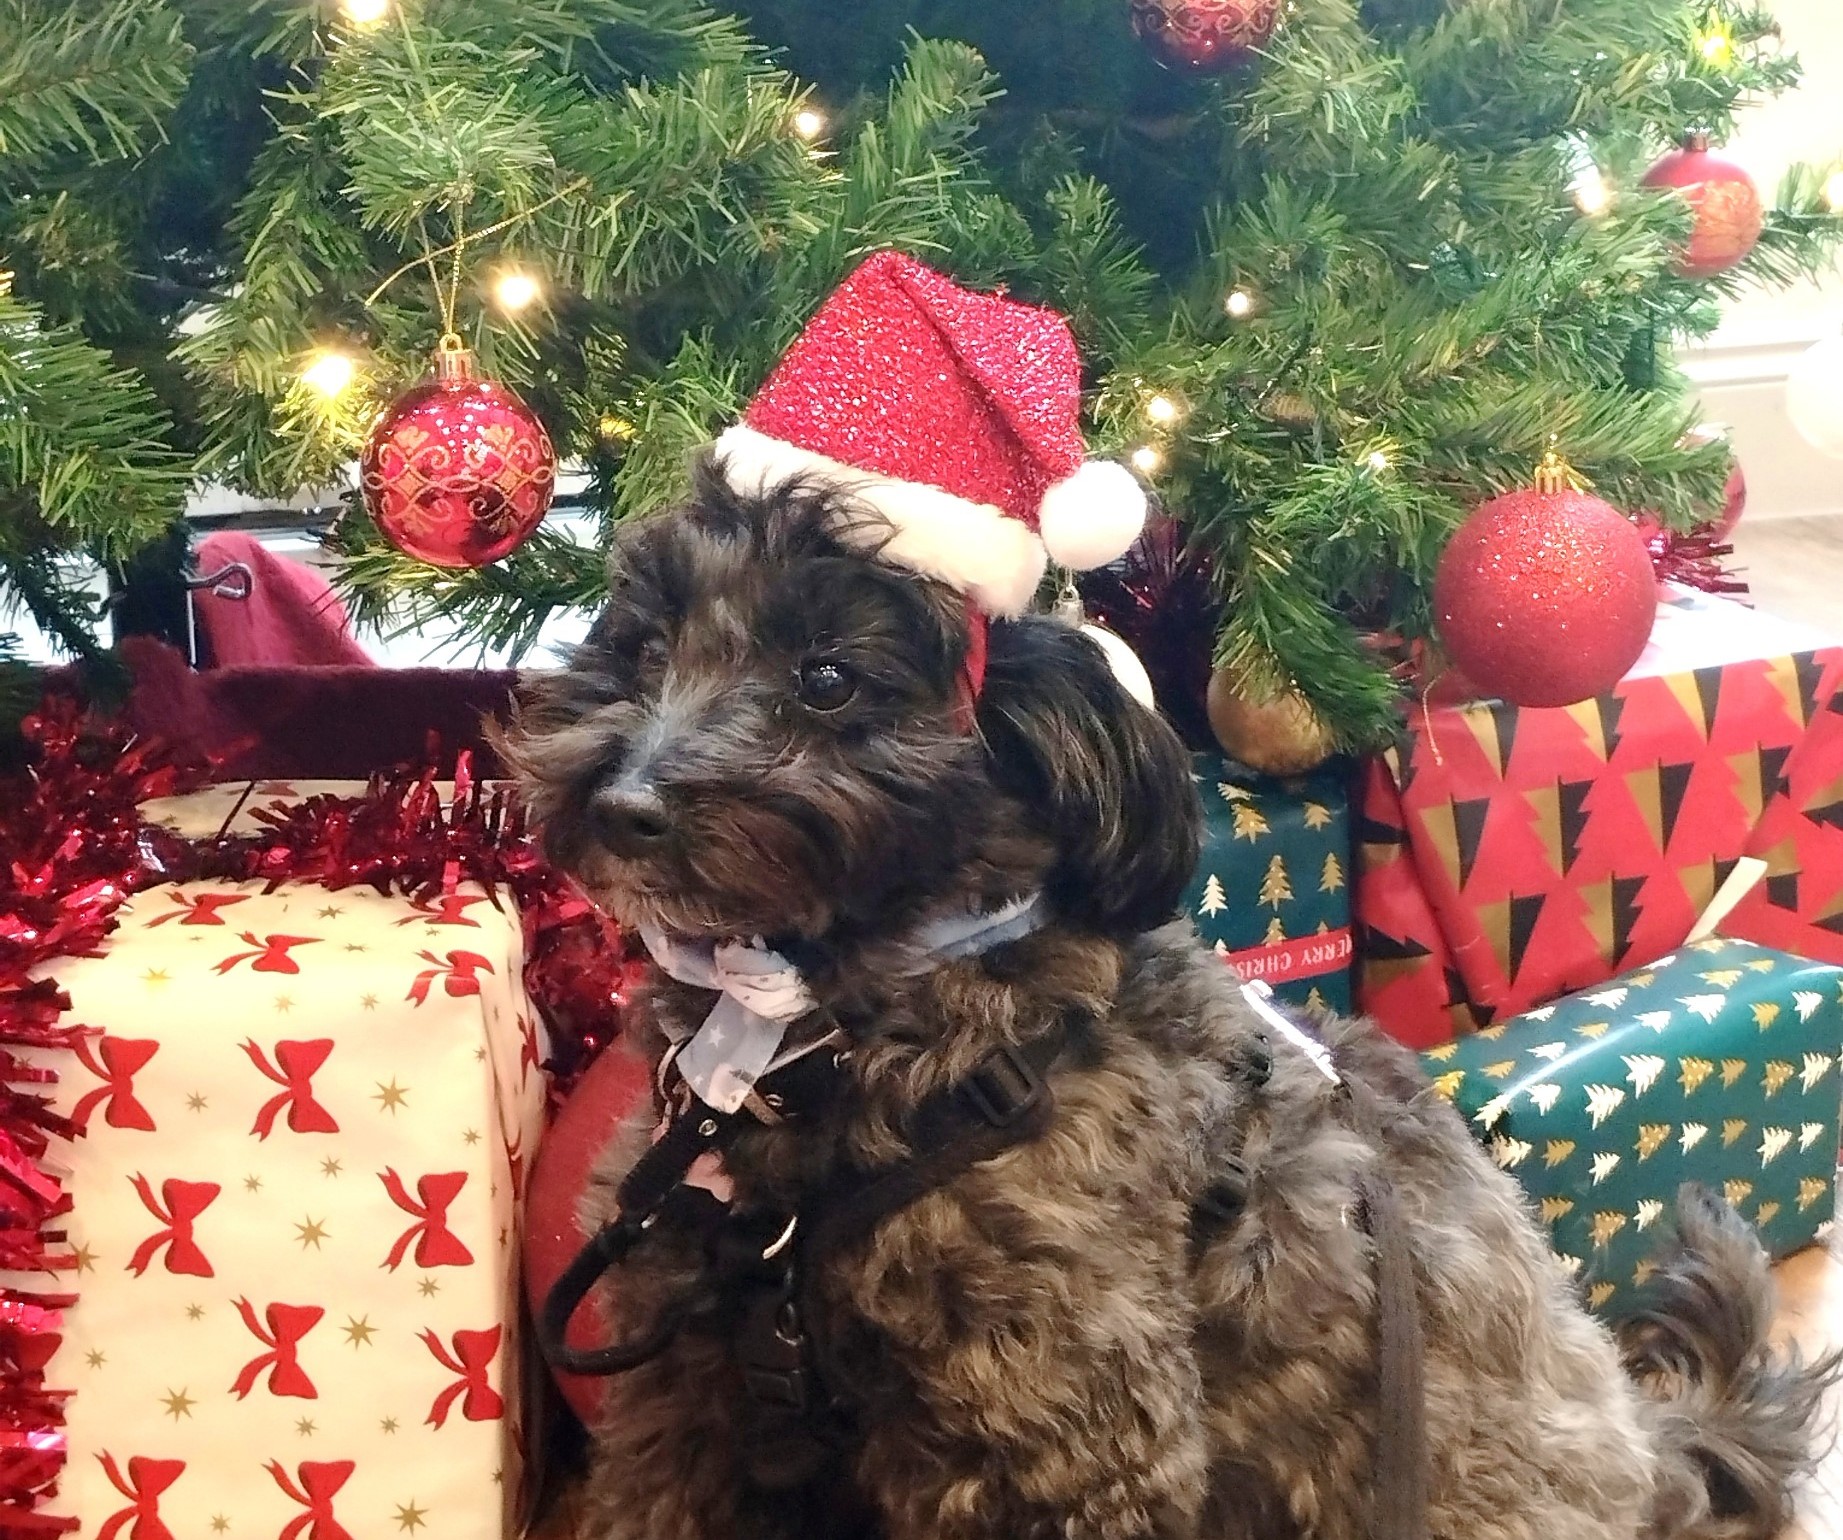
top-left (714, 251), bottom-right (1147, 619)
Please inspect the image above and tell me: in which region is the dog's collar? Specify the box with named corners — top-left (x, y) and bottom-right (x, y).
top-left (639, 892), bottom-right (1046, 1115)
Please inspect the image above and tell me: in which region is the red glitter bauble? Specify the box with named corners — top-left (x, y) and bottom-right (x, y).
top-left (361, 338), bottom-right (557, 568)
top-left (1434, 477), bottom-right (1658, 709)
top-left (523, 1045), bottom-right (650, 1423)
top-left (1640, 135), bottom-right (1763, 279)
top-left (1129, 0), bottom-right (1280, 74)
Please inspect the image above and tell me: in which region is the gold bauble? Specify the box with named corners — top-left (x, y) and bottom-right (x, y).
top-left (1206, 664), bottom-right (1336, 775)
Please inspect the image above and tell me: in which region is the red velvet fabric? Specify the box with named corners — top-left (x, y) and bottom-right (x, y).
top-left (192, 531), bottom-right (374, 669)
top-left (120, 638), bottom-right (520, 780)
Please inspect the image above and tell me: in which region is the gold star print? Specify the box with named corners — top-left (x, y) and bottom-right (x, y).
top-left (295, 1417), bottom-right (317, 1437)
top-left (374, 1079), bottom-right (409, 1112)
top-left (417, 1275), bottom-right (441, 1298)
top-left (244, 1174), bottom-right (264, 1194)
top-left (71, 1243), bottom-right (97, 1274)
top-left (344, 942), bottom-right (369, 954)
top-left (360, 993), bottom-right (379, 1011)
top-left (320, 1157), bottom-right (344, 1178)
top-left (499, 1226), bottom-right (509, 1250)
top-left (474, 1045), bottom-right (488, 1062)
top-left (275, 994), bottom-right (295, 1014)
top-left (394, 1501), bottom-right (429, 1532)
top-left (295, 1216), bottom-right (330, 1250)
top-left (343, 1316), bottom-right (377, 1347)
top-left (381, 1416), bottom-right (400, 1434)
top-left (461, 1128), bottom-right (481, 1146)
top-left (186, 1303), bottom-right (205, 1321)
top-left (211, 1517), bottom-right (231, 1534)
top-left (142, 968), bottom-right (171, 988)
top-left (161, 1388), bottom-right (196, 1420)
top-left (317, 905), bottom-right (344, 920)
top-left (492, 1468), bottom-right (504, 1486)
top-left (186, 1092), bottom-right (208, 1112)
top-left (84, 1349), bottom-right (105, 1369)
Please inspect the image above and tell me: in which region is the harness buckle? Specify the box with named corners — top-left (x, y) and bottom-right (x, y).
top-left (961, 1043), bottom-right (1045, 1128)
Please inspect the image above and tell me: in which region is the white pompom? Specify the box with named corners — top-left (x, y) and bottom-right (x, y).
top-left (1080, 623), bottom-right (1156, 710)
top-left (1038, 460), bottom-right (1148, 570)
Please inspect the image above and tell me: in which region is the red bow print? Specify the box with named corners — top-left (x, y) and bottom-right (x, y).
top-left (96, 1452), bottom-right (184, 1540)
top-left (380, 1170), bottom-right (474, 1270)
top-left (408, 949), bottom-right (495, 1005)
top-left (242, 1039), bottom-right (340, 1138)
top-left (518, 1013), bottom-right (542, 1084)
top-left (393, 893), bottom-right (488, 928)
top-left (231, 1299), bottom-right (324, 1399)
top-left (215, 932), bottom-right (321, 976)
top-left (144, 891), bottom-right (249, 928)
top-left (126, 1175), bottom-right (219, 1277)
top-left (267, 1460), bottom-right (355, 1540)
top-left (72, 1037), bottom-right (159, 1133)
top-left (421, 1326), bottom-right (505, 1427)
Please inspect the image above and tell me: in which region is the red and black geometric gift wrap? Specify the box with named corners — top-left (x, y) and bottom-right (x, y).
top-left (1357, 591), bottom-right (1843, 1049)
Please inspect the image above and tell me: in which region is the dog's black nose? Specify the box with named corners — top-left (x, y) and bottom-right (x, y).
top-left (590, 781), bottom-right (674, 855)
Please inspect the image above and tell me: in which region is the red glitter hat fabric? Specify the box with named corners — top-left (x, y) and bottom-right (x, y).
top-left (714, 251), bottom-right (1145, 617)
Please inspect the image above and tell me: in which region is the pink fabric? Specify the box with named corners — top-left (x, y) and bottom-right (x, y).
top-left (192, 531), bottom-right (373, 669)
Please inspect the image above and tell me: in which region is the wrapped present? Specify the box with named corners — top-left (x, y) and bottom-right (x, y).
top-left (1422, 937), bottom-right (1843, 1318)
top-left (1357, 589), bottom-right (1843, 1048)
top-left (5, 783), bottom-right (548, 1539)
top-left (1182, 754), bottom-right (1354, 1013)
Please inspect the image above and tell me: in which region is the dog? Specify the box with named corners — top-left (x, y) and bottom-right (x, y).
top-left (503, 457), bottom-right (1836, 1540)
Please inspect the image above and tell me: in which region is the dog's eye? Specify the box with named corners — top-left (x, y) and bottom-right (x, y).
top-left (635, 635), bottom-right (668, 675)
top-left (796, 658), bottom-right (857, 713)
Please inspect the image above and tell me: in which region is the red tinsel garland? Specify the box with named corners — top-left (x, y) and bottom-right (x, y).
top-left (0, 700), bottom-right (631, 1536)
top-left (1637, 517), bottom-right (1750, 600)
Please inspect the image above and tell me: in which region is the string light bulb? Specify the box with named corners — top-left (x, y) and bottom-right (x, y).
top-left (1572, 167), bottom-right (1613, 216)
top-left (302, 351), bottom-right (356, 398)
top-left (1130, 445), bottom-right (1163, 475)
top-left (792, 108), bottom-right (827, 142)
top-left (1824, 170), bottom-right (1843, 213)
top-left (341, 0), bottom-right (391, 26)
top-left (1695, 19), bottom-right (1734, 66)
top-left (1144, 392), bottom-right (1183, 426)
top-left (1225, 288), bottom-right (1255, 319)
top-left (1367, 449), bottom-right (1392, 472)
top-left (493, 268), bottom-right (541, 312)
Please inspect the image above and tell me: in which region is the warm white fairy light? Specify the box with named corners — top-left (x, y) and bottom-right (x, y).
top-left (792, 108), bottom-right (827, 142)
top-left (1130, 445), bottom-right (1163, 475)
top-left (1225, 288), bottom-right (1255, 319)
top-left (1367, 449), bottom-right (1392, 472)
top-left (493, 268), bottom-right (541, 312)
top-left (302, 351), bottom-right (356, 398)
top-left (1825, 170), bottom-right (1843, 213)
top-left (341, 0), bottom-right (391, 27)
top-left (1572, 167), bottom-right (1613, 216)
top-left (1144, 392), bottom-right (1182, 425)
top-left (1696, 20), bottom-right (1734, 66)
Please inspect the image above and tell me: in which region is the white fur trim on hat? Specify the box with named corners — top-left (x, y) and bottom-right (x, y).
top-left (713, 423), bottom-right (1048, 617)
top-left (1037, 460), bottom-right (1148, 571)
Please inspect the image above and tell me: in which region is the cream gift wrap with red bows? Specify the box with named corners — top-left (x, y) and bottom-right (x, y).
top-left (7, 783), bottom-right (548, 1539)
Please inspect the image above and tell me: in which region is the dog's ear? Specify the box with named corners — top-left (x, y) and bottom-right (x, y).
top-left (978, 615), bottom-right (1201, 935)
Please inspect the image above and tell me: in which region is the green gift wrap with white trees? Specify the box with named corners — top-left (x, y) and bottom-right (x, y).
top-left (1424, 937), bottom-right (1843, 1320)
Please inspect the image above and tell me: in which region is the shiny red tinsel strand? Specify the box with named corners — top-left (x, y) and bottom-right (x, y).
top-left (0, 701), bottom-right (630, 1533)
top-left (1638, 518), bottom-right (1750, 599)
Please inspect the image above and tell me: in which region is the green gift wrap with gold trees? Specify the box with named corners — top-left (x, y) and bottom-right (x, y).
top-left (1422, 937), bottom-right (1843, 1319)
top-left (1181, 754), bottom-right (1354, 1015)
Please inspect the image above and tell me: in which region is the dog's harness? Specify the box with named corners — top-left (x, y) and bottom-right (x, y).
top-left (538, 925), bottom-right (1429, 1540)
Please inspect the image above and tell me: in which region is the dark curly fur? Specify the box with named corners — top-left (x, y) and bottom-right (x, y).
top-left (501, 457), bottom-right (1836, 1540)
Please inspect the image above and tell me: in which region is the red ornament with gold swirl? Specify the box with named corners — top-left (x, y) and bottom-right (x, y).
top-left (1129, 0), bottom-right (1280, 74)
top-left (360, 336), bottom-right (557, 568)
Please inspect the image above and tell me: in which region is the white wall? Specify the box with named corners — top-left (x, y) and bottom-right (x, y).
top-left (1681, 0), bottom-right (1843, 519)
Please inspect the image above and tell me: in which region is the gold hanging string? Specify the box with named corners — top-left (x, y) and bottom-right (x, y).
top-left (362, 177), bottom-right (591, 312)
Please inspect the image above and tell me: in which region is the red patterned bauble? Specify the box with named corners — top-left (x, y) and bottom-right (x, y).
top-left (1682, 423), bottom-right (1747, 540)
top-left (360, 336), bottom-right (557, 568)
top-left (1129, 0), bottom-right (1280, 73)
top-left (1434, 458), bottom-right (1658, 708)
top-left (1640, 134), bottom-right (1764, 279)
top-left (523, 1044), bottom-right (650, 1423)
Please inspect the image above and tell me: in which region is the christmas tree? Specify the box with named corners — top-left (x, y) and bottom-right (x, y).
top-left (3, 0), bottom-right (1839, 742)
